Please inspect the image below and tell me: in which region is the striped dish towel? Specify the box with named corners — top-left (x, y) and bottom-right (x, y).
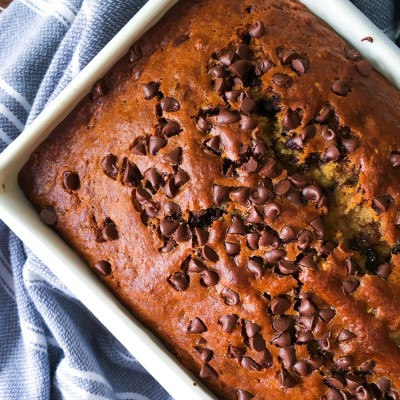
top-left (0, 1), bottom-right (399, 399)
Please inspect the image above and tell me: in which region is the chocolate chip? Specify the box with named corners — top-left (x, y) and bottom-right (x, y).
top-left (94, 260), bottom-right (112, 276)
top-left (302, 185), bottom-right (323, 203)
top-left (197, 116), bottom-right (212, 131)
top-left (219, 314), bottom-right (238, 333)
top-left (188, 317), bottom-right (207, 333)
top-left (246, 206), bottom-right (264, 224)
top-left (297, 230), bottom-right (314, 249)
top-left (91, 79), bottom-right (107, 99)
top-left (216, 109), bottom-right (240, 125)
top-left (131, 140), bottom-right (147, 156)
top-left (228, 216), bottom-right (247, 235)
top-left (341, 137), bottom-right (359, 153)
top-left (372, 195), bottom-right (394, 214)
top-left (174, 224), bottom-right (191, 242)
top-left (194, 228), bottom-right (209, 246)
top-left (236, 43), bottom-right (251, 60)
top-left (260, 158), bottom-right (282, 179)
top-left (252, 139), bottom-right (268, 159)
top-left (279, 368), bottom-right (298, 388)
top-left (160, 97), bottom-right (180, 112)
top-left (321, 126), bottom-right (337, 141)
top-left (174, 168), bottom-right (190, 187)
top-left (202, 245), bottom-right (219, 262)
top-left (102, 223), bottom-right (118, 241)
top-left (249, 333), bottom-right (266, 352)
top-left (356, 60), bottom-right (372, 77)
top-left (283, 109), bottom-right (302, 131)
top-left (376, 378), bottom-right (391, 393)
top-left (241, 98), bottom-right (257, 114)
top-left (160, 220), bottom-right (180, 237)
top-left (272, 73), bottom-right (294, 88)
top-left (195, 347), bottom-right (213, 363)
top-left (301, 125), bottom-right (316, 141)
top-left (346, 49), bottom-right (361, 61)
top-left (391, 151), bottom-right (400, 167)
top-left (240, 115), bottom-right (258, 131)
top-left (161, 176), bottom-right (177, 198)
top-left (129, 41), bottom-right (143, 64)
top-left (260, 231), bottom-right (280, 248)
top-left (250, 187), bottom-right (272, 205)
top-left (326, 388), bottom-right (343, 400)
top-left (337, 329), bottom-right (356, 342)
top-left (225, 241), bottom-right (241, 256)
top-left (199, 364), bottom-right (218, 379)
top-left (123, 163), bottom-right (141, 187)
top-left (362, 36), bottom-right (374, 42)
top-left (271, 332), bottom-right (292, 347)
top-left (326, 373), bottom-right (346, 390)
top-left (208, 66), bottom-right (225, 78)
top-left (377, 262), bottom-right (392, 279)
top-left (270, 296), bottom-right (290, 314)
top-left (334, 355), bottom-right (353, 369)
top-left (246, 232), bottom-right (260, 250)
top-left (142, 82), bottom-right (160, 99)
top-left (256, 59), bottom-right (273, 75)
top-left (188, 258), bottom-right (207, 273)
top-left (247, 258), bottom-right (264, 278)
top-left (144, 201), bottom-right (160, 217)
top-left (288, 173), bottom-right (309, 189)
top-left (63, 171), bottom-right (80, 191)
top-left (279, 226), bottom-right (296, 242)
top-left (263, 202), bottom-right (281, 220)
top-left (342, 278), bottom-right (359, 294)
top-left (220, 52), bottom-right (235, 66)
top-left (40, 207), bottom-right (57, 226)
top-left (319, 308), bottom-right (336, 323)
top-left (331, 80), bottom-right (351, 96)
top-left (249, 20), bottom-right (266, 38)
top-left (308, 356), bottom-right (324, 370)
top-left (148, 136), bottom-right (167, 155)
top-left (102, 154), bottom-right (118, 178)
top-left (279, 347), bottom-right (296, 368)
top-left (222, 288), bottom-right (240, 305)
top-left (225, 90), bottom-right (243, 101)
top-left (291, 58), bottom-right (309, 75)
top-left (200, 270), bottom-right (219, 287)
top-left (163, 147), bottom-right (182, 165)
top-left (162, 120), bottom-right (181, 137)
top-left (214, 77), bottom-right (232, 94)
top-left (168, 272), bottom-right (189, 291)
top-left (255, 350), bottom-right (274, 369)
top-left (309, 217), bottom-right (324, 239)
top-left (324, 145), bottom-right (340, 162)
top-left (228, 345), bottom-right (246, 359)
top-left (298, 298), bottom-right (318, 315)
top-left (228, 60), bottom-right (255, 80)
top-left (244, 321), bottom-right (261, 338)
top-left (144, 168), bottom-right (161, 189)
top-left (293, 360), bottom-right (310, 377)
top-left (346, 257), bottom-right (362, 276)
top-left (160, 239), bottom-right (176, 253)
top-left (298, 253), bottom-right (317, 269)
top-left (136, 186), bottom-right (152, 203)
top-left (274, 179), bottom-right (291, 196)
top-left (241, 356), bottom-right (262, 371)
top-left (204, 136), bottom-right (221, 155)
top-left (315, 106), bottom-right (333, 124)
top-left (297, 314), bottom-right (317, 331)
top-left (345, 374), bottom-right (365, 391)
top-left (236, 389), bottom-right (254, 400)
top-left (265, 249), bottom-right (286, 263)
top-left (242, 157), bottom-right (258, 171)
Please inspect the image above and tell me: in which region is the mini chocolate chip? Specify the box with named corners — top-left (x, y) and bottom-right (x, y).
top-left (204, 136), bottom-right (221, 154)
top-left (298, 253), bottom-right (317, 269)
top-left (377, 262), bottom-right (392, 279)
top-left (220, 52), bottom-right (235, 66)
top-left (265, 249), bottom-right (286, 263)
top-left (200, 270), bottom-right (219, 287)
top-left (174, 224), bottom-right (191, 242)
top-left (228, 345), bottom-right (246, 359)
top-left (228, 60), bottom-right (255, 80)
top-left (293, 360), bottom-right (310, 376)
top-left (63, 171), bottom-right (80, 190)
top-left (260, 158), bottom-right (282, 179)
top-left (279, 368), bottom-right (298, 388)
top-left (291, 58), bottom-right (309, 75)
top-left (242, 157), bottom-right (258, 171)
top-left (174, 168), bottom-right (190, 187)
top-left (195, 347), bottom-right (213, 363)
top-left (249, 333), bottom-right (266, 352)
top-left (272, 73), bottom-right (294, 88)
top-left (321, 126), bottom-right (337, 141)
top-left (197, 116), bottom-right (212, 131)
top-left (208, 66), bottom-right (225, 78)
top-left (302, 185), bottom-right (323, 203)
top-left (263, 202), bottom-right (281, 220)
top-left (236, 389), bottom-right (254, 400)
top-left (91, 79), bottom-right (107, 99)
top-left (129, 41), bottom-right (143, 64)
top-left (162, 120), bottom-right (181, 137)
top-left (228, 216), bottom-right (247, 235)
top-left (163, 147), bottom-right (182, 165)
top-left (136, 186), bottom-right (152, 203)
top-left (298, 298), bottom-right (318, 315)
top-left (356, 60), bottom-right (372, 77)
top-left (160, 97), bottom-right (180, 112)
top-left (188, 258), bottom-right (207, 273)
top-left (168, 272), bottom-right (189, 291)
top-left (391, 151), bottom-right (400, 167)
top-left (250, 187), bottom-right (272, 205)
top-left (216, 109), bottom-right (240, 125)
top-left (273, 317), bottom-right (290, 333)
top-left (102, 223), bottom-right (118, 241)
top-left (283, 109), bottom-right (302, 130)
top-left (297, 230), bottom-right (314, 249)
top-left (163, 201), bottom-right (180, 216)
top-left (297, 314), bottom-right (317, 331)
top-left (271, 332), bottom-right (292, 347)
top-left (219, 314), bottom-right (238, 333)
top-left (319, 308), bottom-right (336, 323)
top-left (194, 228), bottom-right (209, 246)
top-left (40, 207), bottom-right (57, 225)
top-left (202, 245), bottom-right (219, 262)
top-left (246, 232), bottom-right (260, 250)
top-left (241, 98), bottom-right (257, 114)
top-left (324, 145), bottom-right (340, 162)
top-left (309, 217), bottom-right (325, 239)
top-left (199, 364), bottom-right (218, 379)
top-left (247, 258), bottom-right (264, 278)
top-left (288, 173), bottom-right (309, 189)
top-left (148, 136), bottom-right (167, 155)
top-left (102, 154), bottom-right (118, 178)
top-left (346, 49), bottom-right (361, 61)
top-left (244, 321), bottom-right (261, 338)
top-left (372, 195), bottom-right (394, 214)
top-left (334, 355), bottom-right (353, 369)
top-left (144, 201), bottom-right (160, 217)
top-left (94, 260), bottom-right (112, 276)
top-left (246, 206), bottom-right (264, 224)
top-left (337, 329), bottom-right (356, 342)
top-left (123, 163), bottom-right (141, 187)
top-left (144, 168), bottom-right (161, 189)
top-left (249, 20), bottom-right (266, 38)
top-left (131, 140), bottom-right (147, 156)
top-left (240, 115), bottom-right (258, 131)
top-left (279, 347), bottom-right (296, 368)
top-left (270, 296), bottom-right (290, 314)
top-left (260, 231), bottom-right (280, 248)
top-left (222, 288), bottom-right (240, 305)
top-left (279, 226), bottom-right (296, 242)
top-left (188, 317), bottom-right (207, 334)
top-left (241, 356), bottom-right (262, 371)
top-left (274, 179), bottom-right (291, 196)
top-left (331, 80), bottom-right (351, 96)
top-left (301, 125), bottom-right (316, 141)
top-left (142, 82), bottom-right (160, 99)
top-left (342, 278), bottom-right (360, 294)
top-left (225, 241), bottom-right (241, 256)
top-left (160, 220), bottom-right (180, 237)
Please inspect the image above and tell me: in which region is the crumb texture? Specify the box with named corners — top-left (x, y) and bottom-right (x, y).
top-left (19, 0), bottom-right (400, 399)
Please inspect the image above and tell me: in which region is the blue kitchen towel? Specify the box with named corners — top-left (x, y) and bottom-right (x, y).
top-left (0, 1), bottom-right (399, 399)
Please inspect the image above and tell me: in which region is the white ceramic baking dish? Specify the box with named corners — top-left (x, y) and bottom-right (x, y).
top-left (0, 1), bottom-right (399, 399)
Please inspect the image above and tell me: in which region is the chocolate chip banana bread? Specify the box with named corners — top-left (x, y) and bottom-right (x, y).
top-left (18, 0), bottom-right (400, 398)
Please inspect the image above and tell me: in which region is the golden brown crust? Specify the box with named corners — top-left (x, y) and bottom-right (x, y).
top-left (19, 0), bottom-right (400, 399)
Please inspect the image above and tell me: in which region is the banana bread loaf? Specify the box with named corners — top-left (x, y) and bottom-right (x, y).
top-left (18, 0), bottom-right (400, 398)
